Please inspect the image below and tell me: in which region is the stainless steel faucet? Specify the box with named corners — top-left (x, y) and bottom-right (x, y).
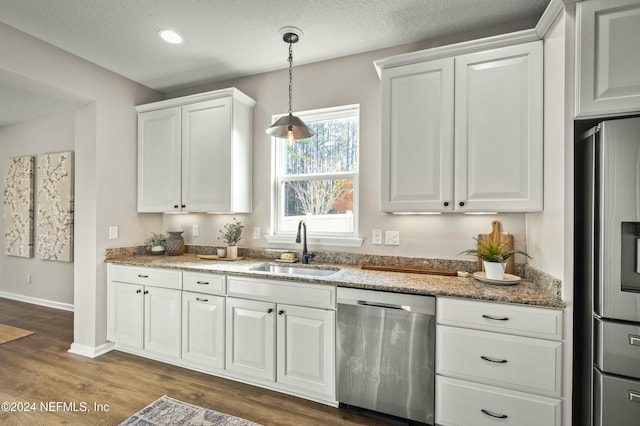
top-left (296, 220), bottom-right (315, 264)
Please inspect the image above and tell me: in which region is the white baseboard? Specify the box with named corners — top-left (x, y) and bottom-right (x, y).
top-left (0, 291), bottom-right (74, 312)
top-left (68, 341), bottom-right (115, 358)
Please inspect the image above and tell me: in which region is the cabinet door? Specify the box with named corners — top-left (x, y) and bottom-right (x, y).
top-left (108, 282), bottom-right (144, 349)
top-left (225, 297), bottom-right (275, 381)
top-left (276, 304), bottom-right (335, 399)
top-left (144, 286), bottom-right (181, 359)
top-left (577, 0), bottom-right (640, 117)
top-left (182, 292), bottom-right (225, 371)
top-left (137, 107), bottom-right (182, 212)
top-left (182, 98), bottom-right (233, 212)
top-left (381, 58), bottom-right (454, 212)
top-left (455, 41), bottom-right (543, 212)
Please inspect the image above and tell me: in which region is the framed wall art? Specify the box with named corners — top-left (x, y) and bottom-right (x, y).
top-left (36, 151), bottom-right (74, 262)
top-left (3, 155), bottom-right (35, 257)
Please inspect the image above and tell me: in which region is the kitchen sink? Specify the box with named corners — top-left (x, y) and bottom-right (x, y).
top-left (251, 263), bottom-right (340, 277)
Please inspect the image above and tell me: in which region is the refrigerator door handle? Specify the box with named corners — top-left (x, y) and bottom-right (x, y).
top-left (629, 334), bottom-right (640, 346)
top-left (629, 390), bottom-right (640, 403)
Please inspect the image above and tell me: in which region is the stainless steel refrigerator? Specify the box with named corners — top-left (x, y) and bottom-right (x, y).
top-left (575, 116), bottom-right (640, 426)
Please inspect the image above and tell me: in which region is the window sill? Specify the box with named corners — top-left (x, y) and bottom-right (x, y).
top-left (264, 234), bottom-right (364, 248)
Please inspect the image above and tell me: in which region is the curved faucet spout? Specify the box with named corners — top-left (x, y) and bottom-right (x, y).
top-left (295, 220), bottom-right (315, 264)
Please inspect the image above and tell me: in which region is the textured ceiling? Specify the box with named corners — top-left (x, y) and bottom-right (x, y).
top-left (0, 0), bottom-right (551, 125)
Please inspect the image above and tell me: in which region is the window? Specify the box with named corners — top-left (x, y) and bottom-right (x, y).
top-left (270, 104), bottom-right (361, 246)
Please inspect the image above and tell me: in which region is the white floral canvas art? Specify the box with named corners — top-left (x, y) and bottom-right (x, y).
top-left (4, 156), bottom-right (35, 257)
top-left (37, 151), bottom-right (74, 262)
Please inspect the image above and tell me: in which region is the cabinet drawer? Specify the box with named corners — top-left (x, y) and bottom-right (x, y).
top-left (227, 276), bottom-right (335, 309)
top-left (436, 375), bottom-right (561, 426)
top-left (108, 264), bottom-right (182, 290)
top-left (183, 271), bottom-right (226, 295)
top-left (437, 297), bottom-right (563, 340)
top-left (436, 325), bottom-right (562, 397)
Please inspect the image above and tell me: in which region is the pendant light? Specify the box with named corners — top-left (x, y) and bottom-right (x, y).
top-left (266, 27), bottom-right (314, 145)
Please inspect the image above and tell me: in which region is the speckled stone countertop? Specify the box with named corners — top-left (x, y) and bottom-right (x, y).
top-left (106, 251), bottom-right (565, 309)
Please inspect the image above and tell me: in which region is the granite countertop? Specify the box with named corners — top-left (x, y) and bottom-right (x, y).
top-left (106, 253), bottom-right (565, 309)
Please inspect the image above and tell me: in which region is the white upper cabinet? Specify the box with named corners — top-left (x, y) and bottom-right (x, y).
top-left (577, 0), bottom-right (640, 118)
top-left (136, 88), bottom-right (255, 213)
top-left (377, 35), bottom-right (543, 213)
top-left (381, 58), bottom-right (454, 212)
top-left (455, 42), bottom-right (543, 212)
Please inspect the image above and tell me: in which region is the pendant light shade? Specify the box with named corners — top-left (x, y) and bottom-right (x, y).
top-left (266, 27), bottom-right (314, 143)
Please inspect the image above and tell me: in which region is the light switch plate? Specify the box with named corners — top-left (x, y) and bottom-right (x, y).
top-left (253, 227), bottom-right (261, 240)
top-left (372, 229), bottom-right (383, 245)
top-left (384, 230), bottom-right (400, 246)
top-left (108, 226), bottom-right (118, 240)
top-left (192, 224), bottom-right (199, 237)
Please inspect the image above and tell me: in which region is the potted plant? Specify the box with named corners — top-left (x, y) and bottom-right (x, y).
top-left (144, 232), bottom-right (167, 255)
top-left (218, 218), bottom-right (244, 259)
top-left (460, 235), bottom-right (530, 280)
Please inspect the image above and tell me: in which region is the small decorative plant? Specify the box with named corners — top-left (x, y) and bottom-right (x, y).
top-left (460, 236), bottom-right (530, 264)
top-left (219, 218), bottom-right (244, 246)
top-left (145, 232), bottom-right (167, 248)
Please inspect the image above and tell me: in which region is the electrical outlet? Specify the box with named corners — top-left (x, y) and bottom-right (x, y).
top-left (26, 274), bottom-right (31, 285)
top-left (372, 229), bottom-right (383, 245)
top-left (108, 226), bottom-right (118, 240)
top-left (253, 227), bottom-right (261, 240)
top-left (192, 224), bottom-right (199, 237)
top-left (384, 230), bottom-right (400, 246)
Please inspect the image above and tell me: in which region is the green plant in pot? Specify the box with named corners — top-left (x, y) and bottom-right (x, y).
top-left (460, 236), bottom-right (530, 280)
top-left (144, 232), bottom-right (167, 255)
top-left (218, 218), bottom-right (244, 259)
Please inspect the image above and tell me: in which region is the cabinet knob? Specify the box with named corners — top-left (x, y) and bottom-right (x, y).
top-left (181, 204), bottom-right (186, 208)
top-left (143, 290), bottom-right (149, 295)
top-left (267, 308), bottom-right (273, 314)
top-left (443, 201), bottom-right (449, 207)
top-left (459, 201), bottom-right (465, 207)
top-left (278, 310), bottom-right (285, 315)
top-left (136, 289), bottom-right (142, 294)
top-left (174, 205), bottom-right (179, 209)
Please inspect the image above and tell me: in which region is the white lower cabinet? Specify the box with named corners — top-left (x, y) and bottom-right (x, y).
top-left (436, 297), bottom-right (563, 426)
top-left (182, 292), bottom-right (225, 371)
top-left (277, 303), bottom-right (335, 398)
top-left (107, 265), bottom-right (182, 360)
top-left (436, 376), bottom-right (561, 426)
top-left (225, 297), bottom-right (276, 380)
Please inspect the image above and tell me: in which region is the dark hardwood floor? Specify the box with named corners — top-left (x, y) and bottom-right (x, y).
top-left (0, 298), bottom-right (390, 425)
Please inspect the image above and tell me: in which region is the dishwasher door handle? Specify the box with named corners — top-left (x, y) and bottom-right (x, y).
top-left (357, 300), bottom-right (409, 311)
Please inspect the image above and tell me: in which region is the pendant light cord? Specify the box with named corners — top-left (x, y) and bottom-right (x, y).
top-left (288, 41), bottom-right (293, 117)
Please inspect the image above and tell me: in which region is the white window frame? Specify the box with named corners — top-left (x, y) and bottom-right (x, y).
top-left (266, 104), bottom-right (363, 247)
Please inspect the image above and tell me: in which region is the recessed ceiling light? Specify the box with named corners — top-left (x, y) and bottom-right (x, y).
top-left (158, 29), bottom-right (183, 44)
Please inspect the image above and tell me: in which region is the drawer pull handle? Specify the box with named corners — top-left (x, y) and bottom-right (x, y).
top-left (137, 274), bottom-right (149, 278)
top-left (196, 281), bottom-right (210, 285)
top-left (481, 409), bottom-right (508, 419)
top-left (630, 334), bottom-right (640, 346)
top-left (196, 297), bottom-right (209, 302)
top-left (482, 314), bottom-right (509, 321)
top-left (630, 390), bottom-right (640, 403)
top-left (143, 290), bottom-right (149, 295)
top-left (136, 289), bottom-right (142, 294)
top-left (481, 355), bottom-right (508, 364)
top-left (267, 308), bottom-right (273, 314)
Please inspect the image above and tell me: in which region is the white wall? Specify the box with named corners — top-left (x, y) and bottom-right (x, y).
top-left (0, 113), bottom-right (75, 308)
top-left (0, 21), bottom-right (161, 354)
top-left (162, 21), bottom-right (539, 261)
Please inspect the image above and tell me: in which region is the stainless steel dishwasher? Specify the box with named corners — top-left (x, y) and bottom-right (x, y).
top-left (336, 287), bottom-right (435, 424)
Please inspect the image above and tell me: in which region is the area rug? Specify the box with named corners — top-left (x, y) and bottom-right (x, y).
top-left (0, 324), bottom-right (34, 344)
top-left (120, 395), bottom-right (262, 426)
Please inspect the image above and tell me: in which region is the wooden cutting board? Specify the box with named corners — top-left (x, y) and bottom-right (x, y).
top-left (361, 264), bottom-right (458, 276)
top-left (477, 220), bottom-right (515, 274)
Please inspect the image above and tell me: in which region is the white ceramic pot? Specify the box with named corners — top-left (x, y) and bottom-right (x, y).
top-left (150, 245), bottom-right (165, 255)
top-left (483, 260), bottom-right (506, 281)
top-left (226, 246), bottom-right (238, 259)
top-left (216, 247), bottom-right (227, 258)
